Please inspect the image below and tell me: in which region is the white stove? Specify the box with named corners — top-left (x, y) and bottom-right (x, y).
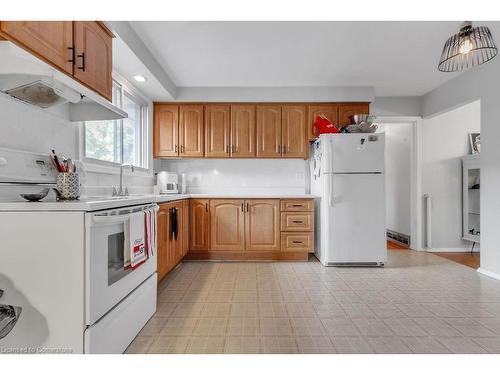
top-left (0, 147), bottom-right (158, 353)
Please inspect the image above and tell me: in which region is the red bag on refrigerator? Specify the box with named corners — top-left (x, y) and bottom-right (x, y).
top-left (313, 115), bottom-right (339, 136)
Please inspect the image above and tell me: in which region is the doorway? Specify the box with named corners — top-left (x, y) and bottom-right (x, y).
top-left (381, 122), bottom-right (413, 249)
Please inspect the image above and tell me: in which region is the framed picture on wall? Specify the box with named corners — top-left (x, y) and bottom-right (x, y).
top-left (469, 133), bottom-right (481, 154)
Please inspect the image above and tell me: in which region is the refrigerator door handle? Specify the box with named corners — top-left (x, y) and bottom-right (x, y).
top-left (328, 174), bottom-right (334, 207)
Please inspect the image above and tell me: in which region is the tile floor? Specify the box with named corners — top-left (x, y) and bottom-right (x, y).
top-left (126, 250), bottom-right (500, 354)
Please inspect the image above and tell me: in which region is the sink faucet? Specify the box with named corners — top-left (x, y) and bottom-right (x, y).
top-left (113, 164), bottom-right (135, 196)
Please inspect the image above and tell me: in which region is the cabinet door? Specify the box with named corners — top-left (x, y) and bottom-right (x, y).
top-left (308, 104), bottom-right (339, 141)
top-left (256, 105), bottom-right (282, 158)
top-left (154, 104), bottom-right (179, 157)
top-left (73, 21), bottom-right (113, 101)
top-left (210, 199), bottom-right (245, 251)
top-left (190, 199), bottom-right (210, 251)
top-left (0, 21), bottom-right (74, 74)
top-left (245, 199), bottom-right (280, 251)
top-left (182, 199), bottom-right (190, 256)
top-left (179, 105), bottom-right (204, 157)
top-left (157, 203), bottom-right (171, 282)
top-left (171, 203), bottom-right (183, 264)
top-left (338, 103), bottom-right (370, 127)
top-left (282, 105), bottom-right (307, 158)
top-left (205, 104), bottom-right (231, 158)
top-left (231, 104), bottom-right (255, 157)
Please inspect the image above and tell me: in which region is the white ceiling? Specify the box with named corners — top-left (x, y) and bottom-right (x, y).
top-left (127, 21), bottom-right (500, 97)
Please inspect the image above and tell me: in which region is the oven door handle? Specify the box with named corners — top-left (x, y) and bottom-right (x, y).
top-left (91, 205), bottom-right (159, 224)
top-left (92, 215), bottom-right (130, 224)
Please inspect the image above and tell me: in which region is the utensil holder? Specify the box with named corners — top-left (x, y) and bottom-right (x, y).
top-left (55, 172), bottom-right (80, 200)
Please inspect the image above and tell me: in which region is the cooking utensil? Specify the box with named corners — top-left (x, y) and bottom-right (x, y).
top-left (349, 114), bottom-right (376, 125)
top-left (20, 188), bottom-right (50, 202)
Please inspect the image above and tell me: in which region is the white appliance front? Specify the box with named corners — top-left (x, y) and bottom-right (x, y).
top-left (318, 133), bottom-right (385, 174)
top-left (85, 203), bottom-right (158, 325)
top-left (84, 273), bottom-right (156, 354)
top-left (319, 173), bottom-right (386, 265)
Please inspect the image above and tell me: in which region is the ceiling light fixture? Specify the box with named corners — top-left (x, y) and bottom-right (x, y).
top-left (438, 21), bottom-right (498, 72)
top-left (133, 75), bottom-right (147, 82)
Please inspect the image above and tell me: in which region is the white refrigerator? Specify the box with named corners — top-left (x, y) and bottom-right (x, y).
top-left (310, 133), bottom-right (387, 266)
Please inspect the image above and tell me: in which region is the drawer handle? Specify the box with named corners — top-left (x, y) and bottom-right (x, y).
top-left (292, 241), bottom-right (304, 244)
top-left (292, 220), bottom-right (304, 224)
top-left (291, 204), bottom-right (304, 207)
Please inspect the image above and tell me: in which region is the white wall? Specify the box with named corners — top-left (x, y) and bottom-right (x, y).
top-left (0, 94), bottom-right (154, 196)
top-left (380, 123), bottom-right (412, 236)
top-left (421, 100), bottom-right (480, 250)
top-left (154, 158), bottom-right (308, 195)
top-left (371, 96), bottom-right (422, 117)
top-left (422, 55), bottom-right (500, 277)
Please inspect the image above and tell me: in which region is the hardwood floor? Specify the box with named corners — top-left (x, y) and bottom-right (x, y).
top-left (387, 240), bottom-right (408, 250)
top-left (432, 252), bottom-right (480, 269)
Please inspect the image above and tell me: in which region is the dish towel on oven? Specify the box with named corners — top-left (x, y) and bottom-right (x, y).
top-left (144, 207), bottom-right (157, 257)
top-left (125, 211), bottom-right (147, 269)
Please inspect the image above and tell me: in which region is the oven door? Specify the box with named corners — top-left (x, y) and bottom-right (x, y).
top-left (85, 203), bottom-right (158, 326)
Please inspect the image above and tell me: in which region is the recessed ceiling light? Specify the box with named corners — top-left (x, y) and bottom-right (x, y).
top-left (133, 75), bottom-right (147, 82)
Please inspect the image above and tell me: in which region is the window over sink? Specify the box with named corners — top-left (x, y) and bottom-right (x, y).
top-left (83, 78), bottom-right (149, 170)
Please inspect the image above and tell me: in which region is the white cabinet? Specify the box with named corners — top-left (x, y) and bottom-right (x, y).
top-left (462, 155), bottom-right (480, 243)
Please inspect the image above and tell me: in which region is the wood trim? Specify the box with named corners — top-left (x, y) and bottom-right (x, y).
top-left (96, 21), bottom-right (115, 38)
top-left (184, 250), bottom-right (308, 261)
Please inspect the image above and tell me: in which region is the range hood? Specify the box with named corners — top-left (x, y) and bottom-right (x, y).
top-left (0, 41), bottom-right (127, 121)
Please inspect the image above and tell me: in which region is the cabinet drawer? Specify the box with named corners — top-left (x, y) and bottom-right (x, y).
top-left (280, 212), bottom-right (313, 231)
top-left (281, 232), bottom-right (314, 252)
top-left (280, 199), bottom-right (313, 212)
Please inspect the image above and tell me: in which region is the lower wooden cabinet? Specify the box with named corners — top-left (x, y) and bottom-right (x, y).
top-left (210, 199), bottom-right (245, 251)
top-left (157, 198), bottom-right (314, 281)
top-left (245, 199), bottom-right (280, 251)
top-left (157, 203), bottom-right (171, 282)
top-left (182, 199), bottom-right (190, 257)
top-left (281, 232), bottom-right (314, 252)
top-left (157, 199), bottom-right (188, 283)
top-left (190, 199), bottom-right (210, 251)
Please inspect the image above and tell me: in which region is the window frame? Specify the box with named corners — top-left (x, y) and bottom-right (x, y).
top-left (79, 73), bottom-right (152, 177)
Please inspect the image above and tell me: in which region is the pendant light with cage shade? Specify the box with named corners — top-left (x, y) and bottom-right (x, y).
top-left (438, 21), bottom-right (498, 72)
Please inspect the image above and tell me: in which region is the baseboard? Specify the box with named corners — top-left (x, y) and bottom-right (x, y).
top-left (425, 247), bottom-right (480, 253)
top-left (477, 267), bottom-right (500, 281)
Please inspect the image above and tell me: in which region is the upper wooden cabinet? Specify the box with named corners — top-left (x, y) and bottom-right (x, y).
top-left (153, 102), bottom-right (370, 159)
top-left (73, 21), bottom-right (113, 101)
top-left (154, 104), bottom-right (204, 158)
top-left (179, 105), bottom-right (204, 157)
top-left (0, 21), bottom-right (113, 101)
top-left (210, 199), bottom-right (245, 251)
top-left (205, 104), bottom-right (231, 158)
top-left (308, 104), bottom-right (339, 141)
top-left (0, 21), bottom-right (74, 74)
top-left (256, 105), bottom-right (282, 158)
top-left (338, 103), bottom-right (370, 127)
top-left (282, 105), bottom-right (307, 158)
top-left (245, 199), bottom-right (280, 252)
top-left (154, 104), bottom-right (179, 157)
top-left (190, 199), bottom-right (210, 251)
top-left (231, 104), bottom-right (256, 157)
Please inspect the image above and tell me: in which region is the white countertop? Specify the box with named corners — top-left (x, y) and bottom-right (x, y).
top-left (0, 193), bottom-right (317, 212)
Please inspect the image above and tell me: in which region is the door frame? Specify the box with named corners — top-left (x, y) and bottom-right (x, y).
top-left (377, 116), bottom-right (423, 251)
